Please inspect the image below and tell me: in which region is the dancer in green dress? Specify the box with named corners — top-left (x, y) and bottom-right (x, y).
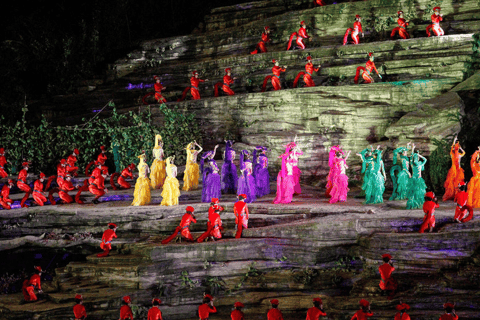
top-left (390, 143), bottom-right (412, 201)
top-left (406, 148), bottom-right (427, 209)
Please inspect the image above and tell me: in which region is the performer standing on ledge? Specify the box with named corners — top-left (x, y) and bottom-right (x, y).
top-left (17, 161), bottom-right (32, 208)
top-left (183, 141), bottom-right (203, 191)
top-left (0, 147), bottom-right (8, 179)
top-left (379, 253), bottom-right (397, 300)
top-left (161, 206), bottom-right (197, 244)
top-left (119, 295), bottom-right (134, 320)
top-left (329, 150), bottom-right (351, 204)
top-left (238, 150), bottom-right (257, 203)
top-left (161, 156), bottom-right (180, 206)
top-left (231, 302), bottom-right (245, 320)
top-left (150, 134), bottom-right (166, 189)
top-left (354, 53), bottom-right (382, 84)
top-left (215, 68), bottom-right (237, 96)
top-left (222, 141), bottom-right (237, 194)
top-left (306, 297), bottom-right (327, 320)
top-left (201, 146), bottom-right (222, 202)
top-left (148, 298), bottom-right (163, 320)
top-left (391, 11), bottom-right (410, 39)
top-left (262, 60), bottom-right (287, 92)
top-left (443, 136), bottom-right (465, 201)
top-left (197, 198), bottom-right (224, 242)
top-left (97, 222), bottom-right (117, 257)
top-left (394, 303), bottom-right (411, 320)
top-left (406, 150), bottom-right (427, 210)
top-left (343, 15), bottom-right (364, 45)
top-left (293, 56), bottom-right (321, 88)
top-left (268, 299), bottom-right (284, 320)
top-left (467, 147), bottom-right (480, 208)
top-left (154, 75), bottom-right (167, 103)
top-left (454, 181), bottom-right (473, 223)
top-left (253, 146), bottom-right (270, 197)
top-left (73, 294), bottom-right (87, 320)
top-left (287, 21), bottom-right (310, 50)
top-left (351, 299), bottom-right (373, 320)
top-left (440, 303), bottom-right (458, 320)
top-left (190, 71), bottom-right (207, 100)
top-left (199, 294), bottom-right (217, 320)
top-left (426, 7), bottom-right (444, 37)
top-left (132, 153), bottom-right (151, 206)
top-left (419, 191), bottom-right (439, 233)
top-left (251, 26), bottom-right (271, 54)
top-left (234, 194), bottom-right (249, 238)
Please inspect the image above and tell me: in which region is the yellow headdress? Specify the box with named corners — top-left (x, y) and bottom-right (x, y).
top-left (185, 142), bottom-right (194, 150)
top-left (155, 134), bottom-right (163, 148)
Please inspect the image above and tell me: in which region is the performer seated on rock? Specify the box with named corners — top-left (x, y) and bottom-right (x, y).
top-left (97, 222), bottom-right (117, 257)
top-left (58, 174), bottom-right (78, 204)
top-left (419, 191), bottom-right (439, 233)
top-left (214, 68), bottom-right (237, 96)
top-left (111, 163), bottom-right (136, 190)
top-left (89, 169), bottom-right (108, 204)
top-left (32, 173), bottom-right (48, 206)
top-left (306, 297), bottom-right (327, 320)
top-left (199, 294), bottom-right (217, 320)
top-left (268, 299), bottom-right (284, 320)
top-left (154, 75), bottom-right (167, 103)
top-left (148, 298), bottom-right (163, 320)
top-left (394, 303), bottom-right (411, 320)
top-left (0, 179), bottom-right (14, 210)
top-left (73, 294), bottom-right (87, 320)
top-left (66, 148), bottom-right (80, 177)
top-left (0, 147), bottom-right (9, 178)
top-left (287, 20), bottom-right (310, 50)
top-left (293, 56), bottom-right (320, 88)
top-left (351, 299), bottom-right (373, 320)
top-left (197, 198), bottom-right (224, 242)
top-left (262, 60), bottom-right (287, 92)
top-left (391, 11), bottom-right (410, 39)
top-left (120, 295), bottom-right (134, 320)
top-left (17, 161), bottom-right (32, 208)
top-left (161, 206), bottom-right (197, 244)
top-left (426, 7), bottom-right (444, 37)
top-left (22, 266), bottom-right (43, 302)
top-left (234, 194), bottom-right (249, 238)
top-left (379, 253), bottom-right (397, 300)
top-left (251, 26), bottom-right (271, 54)
top-left (354, 52), bottom-right (382, 84)
top-left (231, 302), bottom-right (245, 320)
top-left (440, 303), bottom-right (458, 320)
top-left (454, 181), bottom-right (473, 223)
top-left (343, 15), bottom-right (364, 45)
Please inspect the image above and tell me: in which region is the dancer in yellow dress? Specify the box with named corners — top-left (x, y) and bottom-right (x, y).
top-left (182, 141), bottom-right (203, 191)
top-left (161, 156), bottom-right (180, 206)
top-left (150, 134), bottom-right (166, 189)
top-left (131, 153), bottom-right (151, 206)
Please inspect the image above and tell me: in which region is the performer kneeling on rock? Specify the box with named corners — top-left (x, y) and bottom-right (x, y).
top-left (97, 222), bottom-right (117, 257)
top-left (354, 52), bottom-right (382, 84)
top-left (197, 198), bottom-right (224, 242)
top-left (454, 181), bottom-right (473, 223)
top-left (162, 206), bottom-right (197, 244)
top-left (22, 266), bottom-right (43, 302)
top-left (379, 253), bottom-right (397, 300)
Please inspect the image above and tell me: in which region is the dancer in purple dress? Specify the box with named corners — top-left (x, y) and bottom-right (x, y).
top-left (221, 140), bottom-right (238, 194)
top-left (201, 145), bottom-right (221, 203)
top-left (238, 150), bottom-right (257, 203)
top-left (273, 145), bottom-right (296, 204)
top-left (329, 150), bottom-right (351, 203)
top-left (253, 146), bottom-right (270, 197)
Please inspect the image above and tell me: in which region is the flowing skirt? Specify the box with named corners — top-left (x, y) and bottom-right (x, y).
top-left (293, 166), bottom-right (302, 194)
top-left (391, 170), bottom-right (410, 200)
top-left (273, 173), bottom-right (295, 204)
top-left (467, 174), bottom-right (480, 208)
top-left (329, 173), bottom-right (349, 203)
top-left (221, 160), bottom-right (238, 193)
top-left (443, 165), bottom-right (464, 201)
top-left (182, 162), bottom-right (200, 191)
top-left (238, 173), bottom-right (257, 203)
top-left (255, 167), bottom-right (270, 197)
top-left (365, 172), bottom-right (384, 204)
top-left (202, 172), bottom-right (222, 203)
top-left (406, 177), bottom-right (427, 209)
top-left (161, 176), bottom-right (180, 206)
top-left (150, 159), bottom-right (166, 189)
top-left (131, 177), bottom-right (151, 206)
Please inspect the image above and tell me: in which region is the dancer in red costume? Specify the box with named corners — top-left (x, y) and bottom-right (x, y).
top-left (440, 303), bottom-right (458, 320)
top-left (306, 298), bottom-right (327, 320)
top-left (0, 148), bottom-right (8, 179)
top-left (262, 60), bottom-right (287, 92)
top-left (154, 75), bottom-right (167, 103)
top-left (251, 26), bottom-right (271, 54)
top-left (111, 163), bottom-right (136, 190)
top-left (148, 298), bottom-right (163, 320)
top-left (191, 71), bottom-right (207, 100)
top-left (379, 253), bottom-right (397, 300)
top-left (391, 11), bottom-right (410, 39)
top-left (73, 294), bottom-right (87, 320)
top-left (215, 68), bottom-right (237, 96)
top-left (97, 222), bottom-right (117, 257)
top-left (231, 302), bottom-right (245, 320)
top-left (234, 194), bottom-right (249, 238)
top-left (56, 158), bottom-right (67, 189)
top-left (58, 175), bottom-right (78, 204)
top-left (66, 148), bottom-right (80, 177)
top-left (32, 173), bottom-right (48, 206)
top-left (86, 146), bottom-right (108, 176)
top-left (268, 299), bottom-right (284, 320)
top-left (443, 136), bottom-right (465, 201)
top-left (287, 21), bottom-right (310, 50)
top-left (343, 15), bottom-right (364, 45)
top-left (293, 56), bottom-right (321, 88)
top-left (161, 206), bottom-right (197, 244)
top-left (454, 181), bottom-right (474, 223)
top-left (0, 179), bottom-right (14, 210)
top-left (17, 161), bottom-right (32, 208)
top-left (197, 198), bottom-right (224, 242)
top-left (22, 266), bottom-right (43, 302)
top-left (394, 303), bottom-right (411, 320)
top-left (426, 7), bottom-right (444, 37)
top-left (199, 294), bottom-right (217, 320)
top-left (119, 295), bottom-right (134, 320)
top-left (419, 191), bottom-right (439, 233)
top-left (354, 53), bottom-right (382, 84)
top-left (350, 299), bottom-right (373, 320)
top-left (313, 0), bottom-right (325, 6)
top-left (89, 169), bottom-right (108, 204)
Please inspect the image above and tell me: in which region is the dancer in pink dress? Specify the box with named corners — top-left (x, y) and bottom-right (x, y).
top-left (329, 150), bottom-right (351, 203)
top-left (290, 140), bottom-right (303, 195)
top-left (325, 146), bottom-right (343, 197)
top-left (273, 148), bottom-right (296, 204)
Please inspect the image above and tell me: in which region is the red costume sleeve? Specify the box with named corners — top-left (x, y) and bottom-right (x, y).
top-left (29, 274), bottom-right (41, 289)
top-left (354, 21), bottom-right (363, 33)
top-left (298, 27), bottom-right (309, 39)
top-left (223, 75), bottom-right (234, 85)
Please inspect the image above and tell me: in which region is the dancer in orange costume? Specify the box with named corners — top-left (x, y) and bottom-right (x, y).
top-left (0, 147), bottom-right (8, 178)
top-left (148, 298), bottom-right (163, 320)
top-left (426, 7), bottom-right (444, 37)
top-left (379, 253), bottom-right (397, 300)
top-left (32, 173), bottom-right (48, 206)
top-left (154, 75), bottom-right (167, 103)
top-left (231, 302), bottom-right (245, 320)
top-left (17, 161), bottom-right (32, 208)
top-left (234, 194), bottom-right (249, 238)
top-left (443, 136), bottom-right (465, 201)
top-left (350, 299), bottom-right (373, 320)
top-left (467, 147), bottom-right (480, 208)
top-left (197, 199), bottom-right (224, 242)
top-left (394, 303), bottom-right (411, 320)
top-left (306, 298), bottom-right (327, 320)
top-left (97, 222), bottom-right (117, 257)
top-left (214, 68), bottom-right (237, 96)
top-left (66, 148), bottom-right (80, 177)
top-left (343, 15), bottom-right (364, 45)
top-left (454, 181), bottom-right (473, 223)
top-left (391, 11), bottom-right (410, 39)
top-left (287, 21), bottom-right (310, 50)
top-left (419, 191), bottom-right (439, 233)
top-left (293, 56), bottom-right (321, 88)
top-left (161, 206), bottom-right (197, 244)
top-left (268, 299), bottom-right (284, 320)
top-left (440, 303), bottom-right (458, 320)
top-left (354, 52), bottom-right (382, 84)
top-left (73, 294), bottom-right (87, 320)
top-left (119, 295), bottom-right (134, 320)
top-left (22, 266), bottom-right (43, 302)
top-left (0, 179), bottom-right (14, 210)
top-left (251, 26), bottom-right (271, 54)
top-left (261, 60), bottom-right (287, 92)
